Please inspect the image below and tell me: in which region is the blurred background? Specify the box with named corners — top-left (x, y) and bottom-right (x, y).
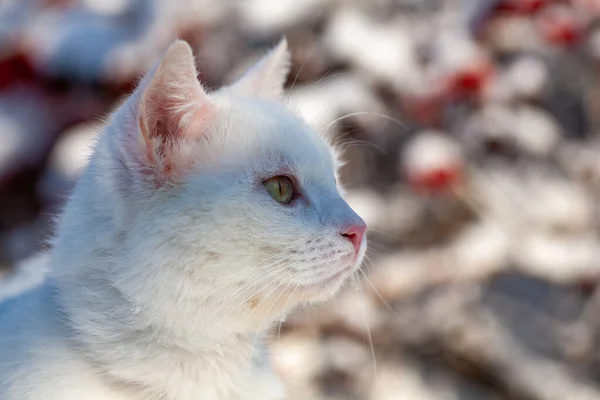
top-left (2, 0), bottom-right (600, 398)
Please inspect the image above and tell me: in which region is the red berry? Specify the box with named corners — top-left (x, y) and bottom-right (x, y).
top-left (408, 166), bottom-right (462, 193)
top-left (495, 0), bottom-right (548, 15)
top-left (444, 58), bottom-right (495, 100)
top-left (537, 5), bottom-right (585, 46)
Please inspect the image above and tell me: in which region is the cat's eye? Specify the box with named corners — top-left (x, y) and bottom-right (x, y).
top-left (263, 176), bottom-right (294, 204)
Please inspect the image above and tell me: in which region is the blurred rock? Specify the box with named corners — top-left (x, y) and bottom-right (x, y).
top-left (382, 186), bottom-right (427, 238)
top-left (505, 56), bottom-right (549, 101)
top-left (0, 88), bottom-right (56, 184)
top-left (369, 361), bottom-right (453, 400)
top-left (588, 27), bottom-right (600, 62)
top-left (324, 336), bottom-right (371, 375)
top-left (37, 121), bottom-right (99, 206)
top-left (368, 251), bottom-right (436, 300)
top-left (524, 178), bottom-right (595, 233)
top-left (272, 331), bottom-right (326, 385)
top-left (461, 105), bottom-right (519, 156)
top-left (236, 0), bottom-right (329, 38)
top-left (464, 105), bottom-right (560, 157)
top-left (513, 106), bottom-right (561, 157)
top-left (323, 8), bottom-right (424, 95)
top-left (515, 233), bottom-right (600, 283)
top-left (557, 141), bottom-right (600, 189)
top-left (450, 221), bottom-right (510, 279)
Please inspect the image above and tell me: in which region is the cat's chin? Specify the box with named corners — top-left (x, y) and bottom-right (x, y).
top-left (297, 266), bottom-right (358, 303)
top-left (239, 271), bottom-right (353, 328)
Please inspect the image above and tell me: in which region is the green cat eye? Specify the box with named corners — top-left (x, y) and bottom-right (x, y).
top-left (264, 176), bottom-right (294, 204)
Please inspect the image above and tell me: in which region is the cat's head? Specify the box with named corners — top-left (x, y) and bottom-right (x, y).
top-left (97, 40), bottom-right (366, 331)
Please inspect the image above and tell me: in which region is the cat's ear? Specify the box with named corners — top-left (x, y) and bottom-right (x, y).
top-left (223, 38), bottom-right (291, 101)
top-left (134, 40), bottom-right (214, 182)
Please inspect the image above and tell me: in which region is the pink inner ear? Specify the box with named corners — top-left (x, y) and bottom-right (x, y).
top-left (137, 95), bottom-right (213, 183)
top-left (125, 40), bottom-right (216, 185)
top-left (136, 72), bottom-right (214, 181)
top-left (141, 73), bottom-right (204, 141)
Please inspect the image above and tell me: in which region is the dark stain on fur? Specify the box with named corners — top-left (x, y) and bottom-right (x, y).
top-left (249, 296), bottom-right (260, 309)
top-left (204, 250), bottom-right (221, 262)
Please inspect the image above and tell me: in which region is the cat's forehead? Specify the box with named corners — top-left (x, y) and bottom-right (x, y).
top-left (222, 99), bottom-right (336, 178)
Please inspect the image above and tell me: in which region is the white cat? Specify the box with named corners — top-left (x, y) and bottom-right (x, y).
top-left (0, 38), bottom-right (367, 400)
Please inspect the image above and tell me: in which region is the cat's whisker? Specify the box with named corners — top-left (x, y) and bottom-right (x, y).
top-left (330, 128), bottom-right (363, 143)
top-left (276, 44), bottom-right (314, 123)
top-left (363, 241), bottom-right (387, 254)
top-left (334, 139), bottom-right (388, 156)
top-left (358, 265), bottom-right (399, 318)
top-left (277, 283), bottom-right (299, 346)
top-left (352, 274), bottom-right (377, 380)
top-left (320, 111), bottom-right (407, 137)
top-left (231, 263), bottom-right (288, 298)
top-left (361, 253), bottom-right (383, 276)
top-left (329, 130), bottom-right (364, 149)
top-left (332, 128), bottom-right (382, 144)
top-left (284, 70), bottom-right (345, 108)
top-left (362, 253), bottom-right (377, 270)
top-left (220, 254), bottom-right (290, 299)
top-left (217, 269), bottom-right (283, 311)
top-left (284, 72), bottom-right (347, 137)
top-left (246, 252), bottom-right (289, 271)
top-left (287, 45), bottom-right (314, 94)
top-left (366, 228), bottom-right (405, 243)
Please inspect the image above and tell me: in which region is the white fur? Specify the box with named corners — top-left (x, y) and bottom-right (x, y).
top-left (0, 39), bottom-right (367, 400)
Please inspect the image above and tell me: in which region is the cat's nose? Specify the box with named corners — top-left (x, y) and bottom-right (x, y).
top-left (340, 220), bottom-right (367, 254)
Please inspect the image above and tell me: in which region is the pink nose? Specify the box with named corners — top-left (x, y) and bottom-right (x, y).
top-left (340, 221), bottom-right (367, 254)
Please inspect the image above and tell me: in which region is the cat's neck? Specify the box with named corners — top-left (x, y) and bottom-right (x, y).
top-left (47, 159), bottom-right (268, 399)
top-left (50, 247), bottom-right (266, 399)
